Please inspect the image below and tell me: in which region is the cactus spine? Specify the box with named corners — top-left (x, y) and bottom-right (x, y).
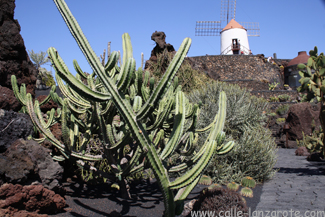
top-left (11, 0), bottom-right (235, 216)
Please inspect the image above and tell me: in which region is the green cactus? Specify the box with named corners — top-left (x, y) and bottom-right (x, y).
top-left (240, 187), bottom-right (254, 198)
top-left (207, 183), bottom-right (223, 191)
top-left (297, 46), bottom-right (325, 158)
top-left (226, 182), bottom-right (240, 191)
top-left (297, 129), bottom-right (323, 153)
top-left (241, 176), bottom-right (256, 188)
top-left (11, 0), bottom-right (235, 216)
top-left (199, 175), bottom-right (213, 186)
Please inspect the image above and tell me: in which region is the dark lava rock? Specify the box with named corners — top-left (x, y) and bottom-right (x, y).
top-left (0, 0), bottom-right (37, 98)
top-left (0, 109), bottom-right (33, 153)
top-left (0, 85), bottom-right (22, 111)
top-left (0, 139), bottom-right (64, 193)
top-left (286, 102), bottom-right (321, 141)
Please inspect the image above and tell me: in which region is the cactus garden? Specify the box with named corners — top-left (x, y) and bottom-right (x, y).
top-left (2, 0), bottom-right (325, 216)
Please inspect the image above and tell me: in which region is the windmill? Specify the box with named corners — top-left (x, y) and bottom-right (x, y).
top-left (195, 0), bottom-right (260, 55)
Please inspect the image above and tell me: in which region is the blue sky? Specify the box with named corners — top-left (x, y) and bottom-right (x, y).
top-left (15, 0), bottom-right (325, 75)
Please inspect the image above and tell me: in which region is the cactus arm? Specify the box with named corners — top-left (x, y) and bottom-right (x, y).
top-left (27, 93), bottom-right (103, 161)
top-left (136, 38), bottom-right (191, 121)
top-left (66, 100), bottom-right (87, 114)
top-left (48, 49), bottom-right (112, 102)
top-left (56, 72), bottom-right (91, 108)
top-left (169, 92), bottom-right (228, 173)
top-left (173, 175), bottom-right (201, 215)
top-left (160, 91), bottom-right (186, 160)
top-left (169, 140), bottom-right (217, 189)
top-left (104, 51), bottom-right (119, 73)
top-left (117, 57), bottom-right (136, 92)
top-left (11, 75), bottom-right (27, 105)
top-left (73, 59), bottom-right (87, 79)
top-left (146, 88), bottom-right (174, 131)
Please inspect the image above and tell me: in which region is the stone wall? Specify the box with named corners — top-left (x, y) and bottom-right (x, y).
top-left (189, 55), bottom-right (283, 86)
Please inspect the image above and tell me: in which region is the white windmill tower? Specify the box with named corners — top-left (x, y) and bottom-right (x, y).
top-left (195, 0), bottom-right (260, 55)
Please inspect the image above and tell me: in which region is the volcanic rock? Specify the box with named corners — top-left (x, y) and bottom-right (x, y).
top-left (0, 139), bottom-right (64, 192)
top-left (285, 103), bottom-right (321, 141)
top-left (0, 183), bottom-right (66, 214)
top-left (0, 85), bottom-right (22, 111)
top-left (0, 109), bottom-right (33, 153)
top-left (0, 0), bottom-right (37, 97)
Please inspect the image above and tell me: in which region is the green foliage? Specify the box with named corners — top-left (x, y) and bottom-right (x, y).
top-left (268, 81), bottom-right (279, 91)
top-left (205, 126), bottom-right (277, 184)
top-left (297, 127), bottom-right (323, 153)
top-left (277, 94), bottom-right (291, 102)
top-left (146, 50), bottom-right (212, 93)
top-left (275, 104), bottom-right (290, 116)
top-left (187, 81), bottom-right (268, 139)
top-left (297, 46), bottom-right (325, 157)
top-left (276, 118), bottom-right (285, 125)
top-left (268, 112), bottom-right (277, 117)
top-left (11, 1), bottom-right (234, 216)
top-left (269, 96), bottom-right (279, 102)
top-left (38, 67), bottom-right (55, 87)
top-left (187, 82), bottom-right (276, 184)
top-left (28, 50), bottom-right (50, 70)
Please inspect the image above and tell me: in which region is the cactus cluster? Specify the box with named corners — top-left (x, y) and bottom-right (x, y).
top-left (297, 129), bottom-right (323, 154)
top-left (11, 0), bottom-right (235, 216)
top-left (297, 46), bottom-right (325, 157)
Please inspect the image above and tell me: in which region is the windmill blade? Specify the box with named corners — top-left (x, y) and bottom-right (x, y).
top-left (195, 21), bottom-right (222, 36)
top-left (220, 0), bottom-right (236, 23)
top-left (240, 22), bottom-right (260, 37)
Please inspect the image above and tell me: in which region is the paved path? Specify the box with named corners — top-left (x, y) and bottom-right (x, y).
top-left (255, 149), bottom-right (325, 216)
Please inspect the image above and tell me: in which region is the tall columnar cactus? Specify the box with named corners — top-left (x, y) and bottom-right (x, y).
top-left (11, 0), bottom-right (234, 216)
top-left (297, 46), bottom-right (325, 158)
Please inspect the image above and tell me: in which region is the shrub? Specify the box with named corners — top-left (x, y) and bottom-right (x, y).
top-left (188, 81), bottom-right (268, 139)
top-left (146, 51), bottom-right (212, 93)
top-left (278, 94), bottom-right (291, 102)
top-left (38, 67), bottom-right (55, 87)
top-left (276, 118), bottom-right (285, 125)
top-left (269, 96), bottom-right (279, 102)
top-left (187, 82), bottom-right (277, 183)
top-left (276, 104), bottom-right (290, 116)
top-left (205, 126), bottom-right (277, 183)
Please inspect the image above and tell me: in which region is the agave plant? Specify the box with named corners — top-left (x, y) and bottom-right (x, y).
top-left (11, 0), bottom-right (235, 216)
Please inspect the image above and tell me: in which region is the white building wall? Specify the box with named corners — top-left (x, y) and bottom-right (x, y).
top-left (220, 28), bottom-right (250, 55)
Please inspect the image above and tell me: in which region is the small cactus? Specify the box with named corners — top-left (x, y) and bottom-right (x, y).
top-left (208, 183), bottom-right (223, 191)
top-left (240, 187), bottom-right (253, 198)
top-left (227, 182), bottom-right (239, 191)
top-left (199, 175), bottom-right (213, 185)
top-left (241, 176), bottom-right (256, 188)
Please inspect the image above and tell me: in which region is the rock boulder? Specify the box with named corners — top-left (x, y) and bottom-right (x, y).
top-left (0, 139), bottom-right (64, 192)
top-left (285, 103), bottom-right (321, 141)
top-left (0, 109), bottom-right (33, 153)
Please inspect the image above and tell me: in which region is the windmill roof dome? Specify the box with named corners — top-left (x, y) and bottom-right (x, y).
top-left (287, 51), bottom-right (310, 66)
top-left (221, 19), bottom-right (246, 32)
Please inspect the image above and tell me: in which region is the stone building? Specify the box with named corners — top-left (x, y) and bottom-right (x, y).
top-left (284, 51), bottom-right (310, 88)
